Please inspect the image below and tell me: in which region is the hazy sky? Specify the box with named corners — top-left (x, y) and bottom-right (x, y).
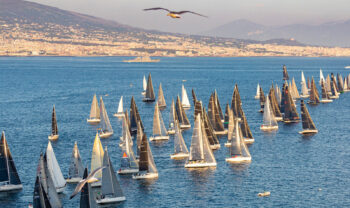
top-left (29, 0), bottom-right (350, 34)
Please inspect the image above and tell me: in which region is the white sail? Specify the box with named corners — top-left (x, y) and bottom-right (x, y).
top-left (230, 120), bottom-right (251, 158)
top-left (301, 81), bottom-right (309, 97)
top-left (168, 99), bottom-right (176, 131)
top-left (117, 96), bottom-right (123, 114)
top-left (121, 116), bottom-right (133, 147)
top-left (188, 114), bottom-right (204, 161)
top-left (320, 69), bottom-right (325, 84)
top-left (255, 83), bottom-right (260, 99)
top-left (200, 117), bottom-right (217, 164)
top-left (46, 141), bottom-right (66, 192)
top-left (262, 97), bottom-right (277, 127)
top-left (99, 97), bottom-right (113, 134)
top-left (301, 71), bottom-right (306, 84)
top-left (157, 83), bottom-right (166, 108)
top-left (89, 94), bottom-right (100, 119)
top-left (91, 133), bottom-right (104, 179)
top-left (227, 108), bottom-right (235, 143)
top-left (292, 78), bottom-right (300, 99)
top-left (173, 121), bottom-right (189, 154)
top-left (125, 129), bottom-right (138, 169)
top-left (147, 141), bottom-right (158, 174)
top-left (181, 84), bottom-right (191, 108)
top-left (143, 75), bottom-right (147, 91)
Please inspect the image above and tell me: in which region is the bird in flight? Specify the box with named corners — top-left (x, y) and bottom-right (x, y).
top-left (143, 7), bottom-right (207, 18)
top-left (69, 166), bottom-right (106, 199)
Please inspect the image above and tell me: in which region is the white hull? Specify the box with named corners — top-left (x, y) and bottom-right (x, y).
top-left (320, 99), bottom-right (333, 103)
top-left (214, 130), bottom-right (228, 135)
top-left (56, 185), bottom-right (66, 194)
top-left (224, 142), bottom-right (231, 147)
top-left (0, 184), bottom-right (23, 192)
top-left (99, 131), bottom-right (113, 139)
top-left (300, 95), bottom-right (310, 98)
top-left (244, 138), bottom-right (255, 144)
top-left (91, 181), bottom-right (101, 187)
top-left (170, 152), bottom-right (189, 160)
top-left (167, 129), bottom-right (175, 135)
top-left (117, 168), bottom-right (139, 175)
top-left (141, 91), bottom-right (146, 96)
top-left (210, 144), bottom-right (221, 150)
top-left (66, 177), bottom-right (82, 183)
top-left (275, 117), bottom-right (283, 121)
top-left (254, 95), bottom-right (260, 99)
top-left (149, 135), bottom-right (169, 141)
top-left (113, 112), bottom-right (124, 118)
top-left (185, 162), bottom-right (217, 168)
top-left (96, 196), bottom-right (126, 204)
top-left (87, 118), bottom-right (100, 124)
top-left (132, 172), bottom-right (158, 180)
top-left (226, 156), bottom-right (251, 163)
top-left (48, 134), bottom-right (59, 141)
top-left (180, 124), bottom-right (191, 129)
top-left (182, 104), bottom-right (191, 109)
top-left (260, 125), bottom-right (278, 131)
top-left (329, 95), bottom-right (339, 99)
top-left (299, 129), bottom-right (318, 134)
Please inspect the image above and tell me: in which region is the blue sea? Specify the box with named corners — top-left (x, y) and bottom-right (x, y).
top-left (0, 57), bottom-right (350, 207)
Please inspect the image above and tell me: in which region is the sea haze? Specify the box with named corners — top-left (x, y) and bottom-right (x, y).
top-left (0, 57), bottom-right (350, 207)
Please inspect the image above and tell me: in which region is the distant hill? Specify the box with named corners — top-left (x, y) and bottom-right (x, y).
top-left (202, 19), bottom-right (350, 47)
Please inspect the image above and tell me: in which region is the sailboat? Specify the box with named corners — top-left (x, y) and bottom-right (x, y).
top-left (170, 120), bottom-right (189, 160)
top-left (258, 87), bottom-right (265, 113)
top-left (300, 80), bottom-right (310, 98)
top-left (283, 65), bottom-right (289, 80)
top-left (48, 105), bottom-right (59, 141)
top-left (291, 78), bottom-right (300, 99)
top-left (181, 84), bottom-right (191, 109)
top-left (142, 75), bottom-right (147, 95)
top-left (343, 78), bottom-right (349, 92)
top-left (142, 73), bottom-right (156, 102)
top-left (320, 81), bottom-right (333, 103)
top-left (337, 73), bottom-right (344, 93)
top-left (96, 148), bottom-right (126, 204)
top-left (46, 141), bottom-right (66, 193)
top-left (268, 84), bottom-right (283, 121)
top-left (87, 94), bottom-right (101, 124)
top-left (118, 124), bottom-right (139, 174)
top-left (329, 78), bottom-right (339, 99)
top-left (214, 90), bottom-right (224, 122)
top-left (185, 114), bottom-right (217, 168)
top-left (299, 100), bottom-right (318, 134)
top-left (307, 78), bottom-right (320, 105)
top-left (167, 99), bottom-right (177, 135)
top-left (90, 133), bottom-right (104, 187)
top-left (129, 96), bottom-right (144, 135)
top-left (36, 153), bottom-right (62, 208)
top-left (157, 83), bottom-right (166, 109)
top-left (224, 108), bottom-right (235, 147)
top-left (260, 97), bottom-right (278, 131)
top-left (79, 168), bottom-right (97, 208)
top-left (0, 131), bottom-right (22, 192)
top-left (66, 141), bottom-right (84, 183)
top-left (208, 93), bottom-right (227, 135)
top-left (283, 86), bottom-right (300, 123)
top-left (99, 96), bottom-right (113, 138)
top-left (119, 115), bottom-right (133, 148)
top-left (133, 134), bottom-right (159, 179)
top-left (150, 103), bottom-right (169, 141)
top-left (113, 96), bottom-right (124, 118)
top-left (226, 119), bottom-right (252, 163)
top-left (255, 83), bottom-right (260, 99)
top-left (320, 69), bottom-right (325, 85)
top-left (176, 95), bottom-right (191, 129)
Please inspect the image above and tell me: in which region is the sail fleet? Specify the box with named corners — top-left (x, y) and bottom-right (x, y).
top-left (2, 65), bottom-right (350, 207)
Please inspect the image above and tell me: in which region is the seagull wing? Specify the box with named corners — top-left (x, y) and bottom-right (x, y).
top-left (69, 180), bottom-right (88, 199)
top-left (88, 166), bottom-right (106, 178)
top-left (174, 11), bottom-right (208, 17)
top-left (143, 7), bottom-right (170, 12)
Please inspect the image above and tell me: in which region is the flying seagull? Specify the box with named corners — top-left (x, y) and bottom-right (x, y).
top-left (69, 166), bottom-right (106, 199)
top-left (143, 7), bottom-right (207, 18)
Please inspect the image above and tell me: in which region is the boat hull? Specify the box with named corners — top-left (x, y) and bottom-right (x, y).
top-left (329, 95), bottom-right (339, 99)
top-left (254, 95), bottom-right (260, 99)
top-left (91, 181), bottom-right (101, 187)
top-left (170, 153), bottom-right (189, 160)
top-left (226, 156), bottom-right (251, 163)
top-left (66, 177), bottom-right (82, 183)
top-left (87, 118), bottom-right (100, 124)
top-left (117, 168), bottom-right (139, 175)
top-left (214, 130), bottom-right (228, 135)
top-left (244, 138), bottom-right (255, 144)
top-left (260, 125), bottom-right (278, 131)
top-left (185, 162), bottom-right (217, 168)
top-left (321, 99), bottom-right (333, 103)
top-left (141, 91), bottom-right (146, 96)
top-left (182, 104), bottom-right (191, 109)
top-left (132, 172), bottom-right (158, 180)
top-left (99, 132), bottom-right (113, 139)
top-left (299, 129), bottom-right (318, 134)
top-left (224, 142), bottom-right (231, 147)
top-left (210, 144), bottom-right (221, 150)
top-left (48, 134), bottom-right (59, 141)
top-left (113, 112), bottom-right (124, 118)
top-left (56, 185), bottom-right (66, 194)
top-left (180, 124), bottom-right (191, 129)
top-left (142, 98), bottom-right (155, 102)
top-left (0, 184), bottom-right (23, 192)
top-left (300, 95), bottom-right (310, 98)
top-left (149, 135), bottom-right (169, 141)
top-left (167, 129), bottom-right (175, 135)
top-left (275, 117), bottom-right (283, 121)
top-left (96, 196), bottom-right (126, 204)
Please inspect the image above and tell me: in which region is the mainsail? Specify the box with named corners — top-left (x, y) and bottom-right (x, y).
top-left (192, 88), bottom-right (198, 106)
top-left (117, 96), bottom-right (123, 114)
top-left (259, 87), bottom-right (265, 112)
top-left (157, 83), bottom-right (166, 108)
top-left (33, 176), bottom-right (52, 208)
top-left (130, 96), bottom-right (144, 134)
top-left (301, 71), bottom-right (306, 84)
top-left (226, 108), bottom-right (235, 144)
top-left (291, 78), bottom-right (300, 99)
top-left (208, 93), bottom-right (224, 132)
top-left (181, 84), bottom-right (191, 108)
top-left (143, 75), bottom-right (147, 92)
top-left (168, 99), bottom-right (177, 131)
top-left (91, 133), bottom-right (104, 180)
top-left (68, 142), bottom-right (84, 180)
top-left (173, 121), bottom-right (189, 155)
top-left (152, 103), bottom-right (167, 137)
top-left (144, 73), bottom-right (155, 101)
top-left (268, 85), bottom-right (282, 119)
top-left (320, 69), bottom-right (325, 85)
top-left (262, 97), bottom-right (278, 127)
top-left (89, 94), bottom-right (100, 120)
top-left (139, 134), bottom-right (157, 174)
top-left (214, 90), bottom-right (224, 121)
top-left (308, 77), bottom-right (320, 105)
top-left (99, 97), bottom-right (113, 134)
top-left (300, 100), bottom-right (317, 131)
top-left (51, 105), bottom-right (58, 136)
top-left (255, 83), bottom-right (260, 99)
top-left (46, 141), bottom-right (66, 192)
top-left (283, 86), bottom-right (300, 123)
top-left (283, 65), bottom-right (289, 80)
top-left (175, 95), bottom-right (190, 128)
top-left (230, 120), bottom-right (251, 158)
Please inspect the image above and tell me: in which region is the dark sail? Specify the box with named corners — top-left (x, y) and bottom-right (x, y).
top-left (280, 82), bottom-right (287, 113)
top-left (192, 88), bottom-right (198, 106)
top-left (337, 73), bottom-right (344, 92)
top-left (101, 149), bottom-right (124, 198)
top-left (321, 82), bottom-right (329, 99)
top-left (239, 108), bottom-right (253, 139)
top-left (283, 65), bottom-right (289, 80)
top-left (308, 78), bottom-right (320, 105)
top-left (0, 132), bottom-right (21, 185)
top-left (139, 134), bottom-right (149, 172)
top-left (214, 90), bottom-right (224, 120)
top-left (300, 100), bottom-right (317, 130)
top-left (130, 96), bottom-right (144, 135)
top-left (143, 73), bottom-right (155, 102)
top-left (268, 85), bottom-right (282, 118)
top-left (259, 87), bottom-right (265, 113)
top-left (283, 86), bottom-right (300, 123)
top-left (176, 96), bottom-right (190, 126)
top-left (331, 73), bottom-right (339, 92)
top-left (231, 84), bottom-right (242, 118)
top-left (202, 106), bottom-right (219, 146)
top-left (33, 176), bottom-right (52, 208)
top-left (51, 106), bottom-right (58, 135)
top-left (208, 94), bottom-right (224, 131)
top-left (224, 103), bottom-right (230, 129)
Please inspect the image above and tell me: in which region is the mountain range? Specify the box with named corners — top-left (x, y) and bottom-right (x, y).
top-left (201, 19), bottom-right (350, 47)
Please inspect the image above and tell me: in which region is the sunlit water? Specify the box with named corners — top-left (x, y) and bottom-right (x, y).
top-left (0, 57), bottom-right (350, 207)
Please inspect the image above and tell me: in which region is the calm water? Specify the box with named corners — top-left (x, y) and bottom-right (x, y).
top-left (1, 57), bottom-right (350, 207)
